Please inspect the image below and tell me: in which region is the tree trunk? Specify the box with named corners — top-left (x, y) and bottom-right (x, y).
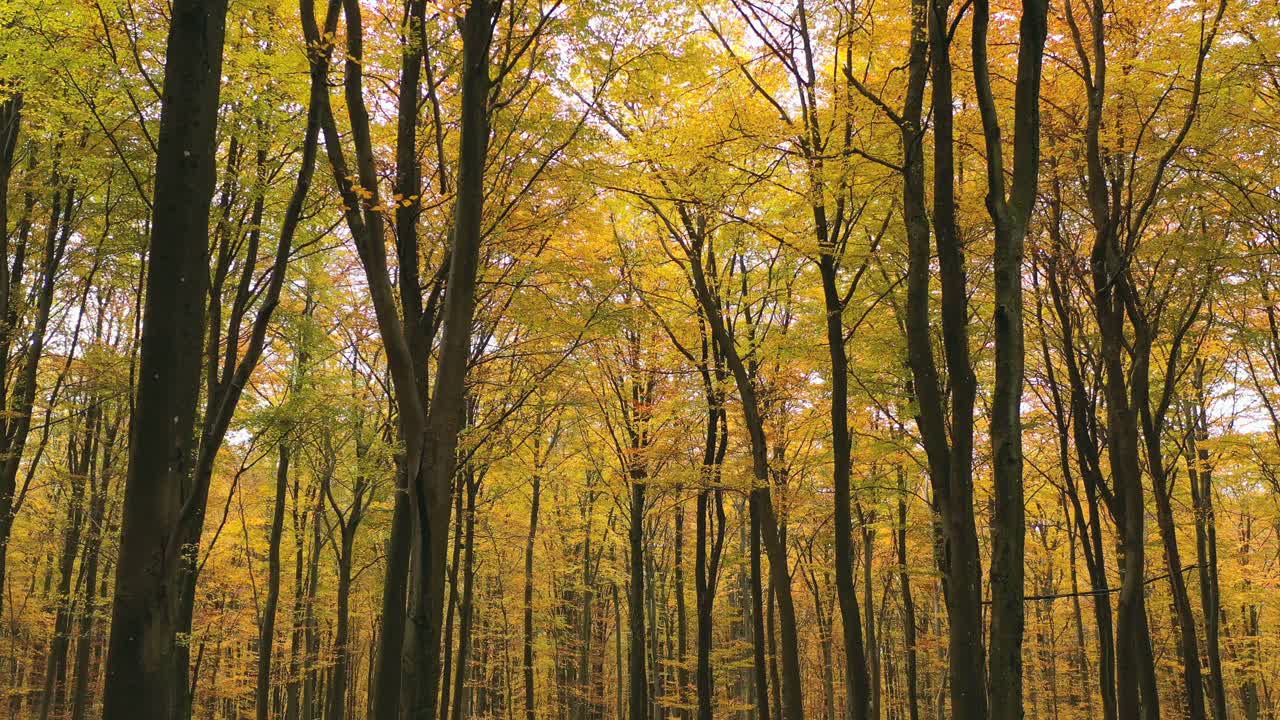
top-left (748, 495), bottom-right (770, 720)
top-left (449, 476), bottom-right (479, 720)
top-left (629, 471), bottom-right (648, 720)
top-left (818, 254), bottom-right (872, 720)
top-left (524, 475), bottom-right (542, 720)
top-left (100, 2), bottom-right (229, 717)
top-left (256, 445), bottom-right (291, 720)
top-left (897, 467), bottom-right (920, 720)
top-left (1187, 362), bottom-right (1227, 720)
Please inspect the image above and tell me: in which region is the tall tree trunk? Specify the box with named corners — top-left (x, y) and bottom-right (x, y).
top-left (439, 478), bottom-right (465, 720)
top-left (818, 254), bottom-right (872, 720)
top-left (100, 2), bottom-right (229, 717)
top-left (402, 3), bottom-right (493, 714)
top-left (972, 0), bottom-right (1047, 714)
top-left (861, 520), bottom-right (880, 720)
top-left (683, 221), bottom-right (804, 720)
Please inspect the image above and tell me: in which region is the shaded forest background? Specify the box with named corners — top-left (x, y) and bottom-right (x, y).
top-left (1, 0), bottom-right (1279, 719)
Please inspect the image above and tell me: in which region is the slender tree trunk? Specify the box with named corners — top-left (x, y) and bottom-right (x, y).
top-left (973, 0), bottom-right (1047, 713)
top-left (748, 495), bottom-right (770, 720)
top-left (629, 471), bottom-right (648, 720)
top-left (449, 477), bottom-right (478, 720)
top-left (1188, 363), bottom-right (1227, 720)
top-left (39, 415), bottom-right (93, 720)
top-left (524, 476), bottom-right (541, 720)
top-left (439, 479), bottom-right (465, 720)
top-left (674, 504), bottom-right (688, 718)
top-left (897, 464), bottom-right (920, 720)
top-left (257, 445), bottom-right (291, 720)
top-left (861, 521), bottom-right (880, 720)
top-left (326, 538), bottom-right (355, 720)
top-left (70, 415), bottom-right (117, 720)
top-left (818, 255), bottom-right (872, 720)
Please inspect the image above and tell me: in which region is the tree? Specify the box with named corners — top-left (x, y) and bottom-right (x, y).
top-left (98, 1), bottom-right (230, 717)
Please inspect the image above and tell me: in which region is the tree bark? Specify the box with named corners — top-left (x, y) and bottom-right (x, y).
top-left (100, 2), bottom-right (229, 717)
top-left (972, 0), bottom-right (1047, 715)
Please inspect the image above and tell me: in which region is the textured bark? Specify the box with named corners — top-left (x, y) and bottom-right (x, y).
top-left (900, 2), bottom-right (988, 716)
top-left (0, 90), bottom-right (25, 618)
top-left (403, 5), bottom-right (493, 715)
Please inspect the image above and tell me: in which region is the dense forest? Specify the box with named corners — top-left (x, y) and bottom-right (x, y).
top-left (0, 0), bottom-right (1278, 718)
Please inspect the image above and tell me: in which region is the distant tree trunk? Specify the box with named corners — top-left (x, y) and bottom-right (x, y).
top-left (897, 464), bottom-right (920, 720)
top-left (284, 477), bottom-right (310, 720)
top-left (1145, 422), bottom-right (1205, 720)
top-left (100, 2), bottom-right (229, 718)
top-left (693, 334), bottom-right (726, 720)
top-left (39, 411), bottom-right (95, 720)
top-left (1238, 516), bottom-right (1261, 720)
top-left (1038, 197), bottom-right (1118, 720)
top-left (449, 474), bottom-right (479, 720)
top-left (1187, 360), bottom-right (1227, 720)
top-left (70, 413), bottom-right (119, 720)
top-left (861, 518), bottom-right (880, 720)
top-left (257, 446), bottom-right (291, 720)
top-left (629, 469), bottom-right (648, 720)
top-left (682, 218), bottom-right (803, 720)
top-left (524, 475), bottom-right (542, 720)
top-left (766, 583), bottom-right (781, 720)
top-left (613, 573), bottom-right (624, 720)
top-left (325, 527), bottom-right (356, 720)
top-left (303, 492), bottom-right (325, 720)
top-left (1131, 278), bottom-right (1209, 720)
top-left (439, 478), bottom-right (465, 720)
top-left (748, 496), bottom-right (770, 720)
top-left (674, 504), bottom-right (688, 718)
